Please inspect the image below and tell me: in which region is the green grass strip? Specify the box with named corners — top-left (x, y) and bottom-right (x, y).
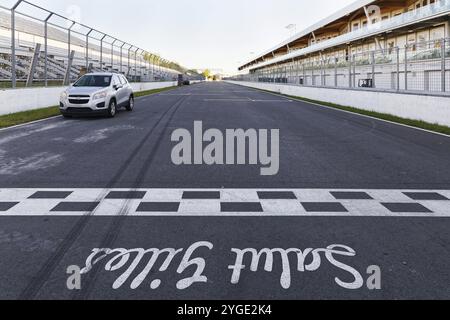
top-left (257, 88), bottom-right (450, 136)
top-left (0, 106), bottom-right (60, 129)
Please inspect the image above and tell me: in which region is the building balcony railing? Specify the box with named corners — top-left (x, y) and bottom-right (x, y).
top-left (246, 0), bottom-right (450, 71)
top-left (233, 38), bottom-right (450, 96)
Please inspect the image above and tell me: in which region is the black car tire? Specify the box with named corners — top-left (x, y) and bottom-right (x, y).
top-left (126, 96), bottom-right (134, 112)
top-left (107, 99), bottom-right (117, 118)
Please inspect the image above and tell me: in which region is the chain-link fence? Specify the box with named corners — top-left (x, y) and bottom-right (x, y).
top-left (0, 0), bottom-right (182, 89)
top-left (234, 38), bottom-right (450, 95)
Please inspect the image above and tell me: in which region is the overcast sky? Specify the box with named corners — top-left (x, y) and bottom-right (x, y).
top-left (10, 0), bottom-right (355, 74)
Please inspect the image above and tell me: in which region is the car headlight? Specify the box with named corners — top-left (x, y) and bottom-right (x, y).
top-left (93, 91), bottom-right (108, 100)
top-left (60, 91), bottom-right (67, 101)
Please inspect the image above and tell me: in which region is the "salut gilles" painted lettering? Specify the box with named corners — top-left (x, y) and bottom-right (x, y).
top-left (67, 241), bottom-right (381, 291)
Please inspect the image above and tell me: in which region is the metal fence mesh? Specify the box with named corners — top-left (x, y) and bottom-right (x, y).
top-left (236, 38), bottom-right (450, 96)
top-left (0, 2), bottom-right (184, 88)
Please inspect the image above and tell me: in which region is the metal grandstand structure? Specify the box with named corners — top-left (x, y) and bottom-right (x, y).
top-left (232, 37), bottom-right (450, 94)
top-left (232, 0), bottom-right (450, 96)
top-left (0, 0), bottom-right (182, 88)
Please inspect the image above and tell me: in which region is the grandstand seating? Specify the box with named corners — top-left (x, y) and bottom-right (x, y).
top-left (0, 11), bottom-right (180, 86)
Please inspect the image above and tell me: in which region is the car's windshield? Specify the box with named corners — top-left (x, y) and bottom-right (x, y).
top-left (73, 75), bottom-right (112, 87)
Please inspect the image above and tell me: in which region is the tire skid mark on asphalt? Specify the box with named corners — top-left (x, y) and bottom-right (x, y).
top-left (72, 93), bottom-right (191, 300)
top-left (0, 122), bottom-right (68, 177)
top-left (17, 188), bottom-right (111, 300)
top-left (18, 91), bottom-right (191, 300)
top-left (0, 122), bottom-right (67, 144)
top-left (73, 125), bottom-right (136, 144)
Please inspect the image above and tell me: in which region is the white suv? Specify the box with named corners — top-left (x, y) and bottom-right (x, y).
top-left (59, 73), bottom-right (134, 118)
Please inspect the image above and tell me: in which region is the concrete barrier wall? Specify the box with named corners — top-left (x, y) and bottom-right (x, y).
top-left (226, 81), bottom-right (450, 127)
top-left (130, 81), bottom-right (177, 92)
top-left (0, 81), bottom-right (178, 116)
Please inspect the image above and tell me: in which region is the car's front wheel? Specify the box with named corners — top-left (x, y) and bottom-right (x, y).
top-left (107, 99), bottom-right (117, 118)
top-left (126, 96), bottom-right (134, 112)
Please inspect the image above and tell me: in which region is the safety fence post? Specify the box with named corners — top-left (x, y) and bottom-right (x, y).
top-left (396, 47), bottom-right (400, 92)
top-left (442, 38), bottom-right (446, 92)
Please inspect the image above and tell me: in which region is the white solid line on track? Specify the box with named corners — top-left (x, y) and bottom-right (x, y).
top-left (227, 82), bottom-right (450, 138)
top-left (0, 88), bottom-right (171, 133)
top-left (0, 115), bottom-right (63, 133)
top-left (203, 98), bottom-right (292, 102)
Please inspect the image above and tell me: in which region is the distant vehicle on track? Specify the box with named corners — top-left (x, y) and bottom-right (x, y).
top-left (59, 72), bottom-right (134, 118)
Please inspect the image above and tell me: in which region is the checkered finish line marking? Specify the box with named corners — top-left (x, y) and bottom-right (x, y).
top-left (0, 189), bottom-right (449, 217)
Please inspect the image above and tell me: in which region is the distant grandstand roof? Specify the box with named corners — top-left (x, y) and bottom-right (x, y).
top-left (239, 0), bottom-right (376, 70)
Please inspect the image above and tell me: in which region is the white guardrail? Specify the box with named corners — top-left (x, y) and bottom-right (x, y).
top-left (226, 80), bottom-right (450, 128)
top-left (0, 81), bottom-right (179, 116)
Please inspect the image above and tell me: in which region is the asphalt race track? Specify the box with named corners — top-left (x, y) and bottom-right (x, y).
top-left (0, 82), bottom-right (449, 299)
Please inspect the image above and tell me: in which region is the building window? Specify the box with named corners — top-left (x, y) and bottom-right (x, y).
top-left (430, 26), bottom-right (445, 48)
top-left (407, 33), bottom-right (417, 51)
top-left (430, 25), bottom-right (445, 41)
top-left (417, 30), bottom-right (429, 49)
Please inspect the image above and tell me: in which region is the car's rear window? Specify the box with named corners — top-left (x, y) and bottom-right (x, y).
top-left (74, 75), bottom-right (112, 87)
